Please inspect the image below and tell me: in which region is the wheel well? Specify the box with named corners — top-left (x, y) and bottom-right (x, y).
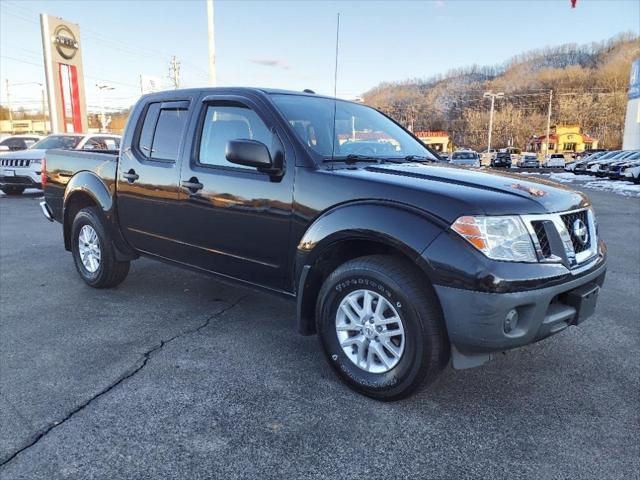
top-left (63, 192), bottom-right (98, 250)
top-left (297, 239), bottom-right (432, 335)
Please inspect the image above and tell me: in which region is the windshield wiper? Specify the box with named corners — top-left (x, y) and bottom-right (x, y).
top-left (402, 155), bottom-right (435, 162)
top-left (323, 154), bottom-right (382, 164)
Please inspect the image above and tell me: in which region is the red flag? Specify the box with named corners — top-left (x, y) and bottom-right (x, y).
top-left (571, 0), bottom-right (577, 7)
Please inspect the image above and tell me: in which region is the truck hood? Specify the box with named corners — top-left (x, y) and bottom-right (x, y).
top-left (0, 149), bottom-right (46, 160)
top-left (331, 163), bottom-right (589, 220)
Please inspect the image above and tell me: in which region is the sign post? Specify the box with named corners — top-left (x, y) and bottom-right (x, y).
top-left (40, 13), bottom-right (88, 133)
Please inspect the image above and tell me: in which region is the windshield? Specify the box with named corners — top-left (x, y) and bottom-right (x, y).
top-left (271, 94), bottom-right (438, 161)
top-left (31, 135), bottom-right (82, 150)
top-left (452, 152), bottom-right (476, 159)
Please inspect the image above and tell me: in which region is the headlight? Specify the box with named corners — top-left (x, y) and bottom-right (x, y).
top-left (451, 215), bottom-right (537, 262)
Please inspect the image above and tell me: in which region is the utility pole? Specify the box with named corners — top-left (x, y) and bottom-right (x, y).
top-left (333, 13), bottom-right (340, 97)
top-left (206, 0), bottom-right (216, 86)
top-left (169, 56), bottom-right (181, 89)
top-left (544, 89), bottom-right (553, 155)
top-left (96, 83), bottom-right (115, 133)
top-left (483, 91), bottom-right (504, 154)
top-left (5, 79), bottom-right (13, 133)
top-left (41, 87), bottom-right (46, 133)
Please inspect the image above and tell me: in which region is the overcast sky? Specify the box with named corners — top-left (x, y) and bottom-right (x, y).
top-left (1, 0), bottom-right (638, 112)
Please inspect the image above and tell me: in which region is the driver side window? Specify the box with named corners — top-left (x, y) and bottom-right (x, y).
top-left (198, 104), bottom-right (273, 169)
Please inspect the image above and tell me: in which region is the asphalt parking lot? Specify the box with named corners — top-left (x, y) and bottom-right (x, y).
top-left (1, 184), bottom-right (638, 480)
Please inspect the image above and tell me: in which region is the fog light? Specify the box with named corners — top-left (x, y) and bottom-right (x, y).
top-left (504, 309), bottom-right (519, 333)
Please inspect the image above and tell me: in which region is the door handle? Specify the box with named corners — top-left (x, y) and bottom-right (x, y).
top-left (122, 169), bottom-right (139, 183)
top-left (181, 178), bottom-right (204, 193)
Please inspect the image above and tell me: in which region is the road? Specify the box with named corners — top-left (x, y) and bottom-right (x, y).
top-left (1, 187), bottom-right (638, 480)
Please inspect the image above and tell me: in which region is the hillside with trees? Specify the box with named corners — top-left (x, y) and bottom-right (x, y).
top-left (363, 33), bottom-right (639, 151)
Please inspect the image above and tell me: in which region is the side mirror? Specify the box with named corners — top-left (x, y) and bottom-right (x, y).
top-left (226, 139), bottom-right (279, 174)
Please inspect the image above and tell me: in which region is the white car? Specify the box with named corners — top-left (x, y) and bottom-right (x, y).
top-left (624, 164), bottom-right (640, 184)
top-left (0, 133), bottom-right (121, 195)
top-left (517, 153), bottom-right (540, 168)
top-left (449, 150), bottom-right (480, 167)
top-left (0, 134), bottom-right (43, 152)
top-left (543, 153), bottom-right (566, 168)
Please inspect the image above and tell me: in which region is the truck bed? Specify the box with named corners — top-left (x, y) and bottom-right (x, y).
top-left (43, 149), bottom-right (119, 222)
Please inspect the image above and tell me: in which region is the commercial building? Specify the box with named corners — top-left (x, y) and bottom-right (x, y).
top-left (528, 124), bottom-right (598, 154)
top-left (414, 131), bottom-right (452, 153)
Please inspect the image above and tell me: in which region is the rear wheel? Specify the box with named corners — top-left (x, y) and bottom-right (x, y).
top-left (71, 207), bottom-right (129, 288)
top-left (1, 186), bottom-right (25, 195)
top-left (316, 255), bottom-right (448, 401)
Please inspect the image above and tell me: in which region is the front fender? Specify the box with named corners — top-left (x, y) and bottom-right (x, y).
top-left (293, 201), bottom-right (445, 334)
top-left (296, 201), bottom-right (444, 275)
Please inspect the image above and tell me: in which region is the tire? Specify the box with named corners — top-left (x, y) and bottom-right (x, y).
top-left (1, 186), bottom-right (25, 195)
top-left (71, 207), bottom-right (130, 288)
top-left (315, 255), bottom-right (448, 401)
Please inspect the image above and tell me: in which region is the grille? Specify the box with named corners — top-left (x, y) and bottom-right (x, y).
top-left (1, 158), bottom-right (31, 168)
top-left (561, 210), bottom-right (590, 253)
top-left (531, 221), bottom-right (552, 257)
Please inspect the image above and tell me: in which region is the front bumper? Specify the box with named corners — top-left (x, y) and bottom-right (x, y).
top-left (435, 255), bottom-right (606, 368)
top-left (0, 175), bottom-right (41, 189)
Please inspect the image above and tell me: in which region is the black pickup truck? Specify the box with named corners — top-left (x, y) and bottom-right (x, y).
top-left (41, 88), bottom-right (606, 400)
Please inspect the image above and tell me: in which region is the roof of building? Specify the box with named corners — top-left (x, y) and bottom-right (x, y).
top-left (414, 131), bottom-right (449, 137)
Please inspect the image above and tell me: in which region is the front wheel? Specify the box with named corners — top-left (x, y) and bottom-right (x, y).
top-left (1, 186), bottom-right (25, 195)
top-left (71, 207), bottom-right (130, 288)
top-left (316, 255), bottom-right (448, 401)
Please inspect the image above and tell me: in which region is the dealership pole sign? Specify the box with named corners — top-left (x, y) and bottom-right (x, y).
top-left (40, 14), bottom-right (88, 133)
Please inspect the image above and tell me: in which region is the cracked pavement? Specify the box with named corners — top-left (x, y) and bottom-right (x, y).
top-left (1, 189), bottom-right (638, 479)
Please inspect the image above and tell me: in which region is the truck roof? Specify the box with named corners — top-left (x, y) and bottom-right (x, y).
top-left (140, 87), bottom-right (349, 103)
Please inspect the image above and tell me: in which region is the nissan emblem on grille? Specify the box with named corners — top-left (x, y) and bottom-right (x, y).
top-left (572, 218), bottom-right (589, 246)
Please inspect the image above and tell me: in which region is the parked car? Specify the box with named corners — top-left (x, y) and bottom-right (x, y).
top-left (624, 164), bottom-right (640, 183)
top-left (575, 149), bottom-right (606, 160)
top-left (449, 150), bottom-right (480, 167)
top-left (517, 153), bottom-right (540, 168)
top-left (587, 151), bottom-right (635, 175)
top-left (40, 87), bottom-right (606, 400)
top-left (0, 133), bottom-right (121, 195)
top-left (0, 134), bottom-right (42, 152)
top-left (503, 147), bottom-right (521, 163)
top-left (597, 152), bottom-right (640, 178)
top-left (543, 153), bottom-right (566, 168)
top-left (575, 150), bottom-right (622, 174)
top-left (606, 153), bottom-right (640, 179)
top-left (490, 152), bottom-right (512, 168)
top-left (565, 151), bottom-right (608, 173)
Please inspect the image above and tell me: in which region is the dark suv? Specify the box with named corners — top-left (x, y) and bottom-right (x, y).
top-left (491, 152), bottom-right (512, 168)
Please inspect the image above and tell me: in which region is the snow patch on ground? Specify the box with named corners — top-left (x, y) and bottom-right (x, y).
top-left (582, 180), bottom-right (640, 197)
top-left (549, 172), bottom-right (593, 182)
top-left (515, 171), bottom-right (640, 197)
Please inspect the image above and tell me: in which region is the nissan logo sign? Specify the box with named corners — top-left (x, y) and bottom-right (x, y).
top-left (53, 25), bottom-right (79, 60)
top-left (572, 218), bottom-right (589, 246)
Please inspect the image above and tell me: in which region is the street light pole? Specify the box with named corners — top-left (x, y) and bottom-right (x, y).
top-left (5, 80), bottom-right (13, 133)
top-left (96, 84), bottom-right (115, 133)
top-left (5, 81), bottom-right (46, 133)
top-left (544, 89), bottom-right (553, 155)
top-left (206, 0), bottom-right (216, 86)
top-left (483, 91), bottom-right (504, 154)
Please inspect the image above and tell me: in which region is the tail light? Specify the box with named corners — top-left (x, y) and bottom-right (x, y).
top-left (41, 157), bottom-right (47, 188)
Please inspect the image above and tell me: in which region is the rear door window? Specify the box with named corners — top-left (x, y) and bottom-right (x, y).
top-left (137, 102), bottom-right (189, 162)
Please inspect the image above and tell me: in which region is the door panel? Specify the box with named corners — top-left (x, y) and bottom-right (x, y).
top-left (117, 100), bottom-right (190, 259)
top-left (176, 97), bottom-right (294, 290)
